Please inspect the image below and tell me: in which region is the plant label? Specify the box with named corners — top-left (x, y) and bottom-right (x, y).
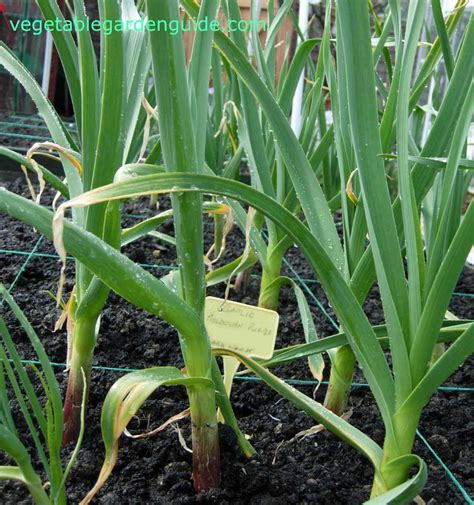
top-left (205, 296), bottom-right (279, 403)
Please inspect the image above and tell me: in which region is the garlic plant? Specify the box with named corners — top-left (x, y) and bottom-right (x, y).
top-left (0, 0), bottom-right (152, 444)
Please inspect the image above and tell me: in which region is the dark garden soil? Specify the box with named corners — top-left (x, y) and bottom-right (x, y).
top-left (0, 177), bottom-right (472, 504)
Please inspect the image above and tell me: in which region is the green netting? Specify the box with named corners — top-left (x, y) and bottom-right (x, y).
top-left (0, 212), bottom-right (472, 503)
top-left (1, 246), bottom-right (473, 300)
top-left (0, 115), bottom-right (77, 142)
top-left (1, 236), bottom-right (44, 301)
top-left (416, 430), bottom-right (474, 504)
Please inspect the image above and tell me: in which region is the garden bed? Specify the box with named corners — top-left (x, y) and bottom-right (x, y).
top-left (0, 177), bottom-right (472, 504)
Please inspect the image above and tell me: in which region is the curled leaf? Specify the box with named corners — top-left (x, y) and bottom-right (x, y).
top-left (81, 368), bottom-right (212, 504)
top-left (345, 168), bottom-right (359, 205)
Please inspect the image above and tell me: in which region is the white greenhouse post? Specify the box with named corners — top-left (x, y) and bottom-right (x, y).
top-left (421, 0), bottom-right (457, 144)
top-left (290, 0), bottom-right (310, 136)
top-left (248, 0), bottom-right (262, 55)
top-left (439, 0), bottom-right (474, 267)
top-left (467, 122), bottom-right (474, 268)
top-left (41, 32), bottom-right (53, 96)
